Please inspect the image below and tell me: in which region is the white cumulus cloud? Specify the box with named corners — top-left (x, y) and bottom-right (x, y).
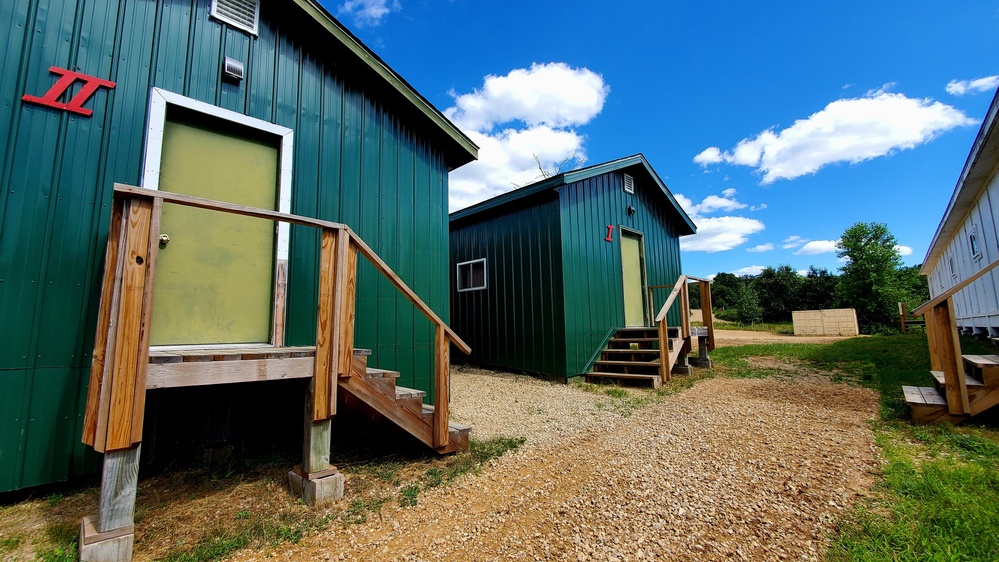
top-left (946, 76), bottom-right (999, 96)
top-left (895, 244), bottom-right (914, 256)
top-left (733, 265), bottom-right (765, 277)
top-left (693, 91), bottom-right (975, 183)
top-left (446, 63), bottom-right (609, 211)
top-left (747, 243), bottom-right (774, 253)
top-left (782, 235), bottom-right (807, 249)
top-left (338, 0), bottom-right (400, 27)
top-left (796, 240), bottom-right (840, 255)
top-left (675, 190), bottom-right (766, 253)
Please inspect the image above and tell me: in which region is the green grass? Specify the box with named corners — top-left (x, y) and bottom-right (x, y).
top-left (829, 423), bottom-right (999, 561)
top-left (713, 333), bottom-right (999, 561)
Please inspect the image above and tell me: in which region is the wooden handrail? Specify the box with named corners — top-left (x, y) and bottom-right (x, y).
top-left (912, 257), bottom-right (999, 316)
top-left (110, 183), bottom-right (468, 443)
top-left (655, 275), bottom-right (688, 322)
top-left (113, 184), bottom-right (470, 353)
top-left (346, 229), bottom-right (470, 354)
top-left (114, 184), bottom-right (348, 232)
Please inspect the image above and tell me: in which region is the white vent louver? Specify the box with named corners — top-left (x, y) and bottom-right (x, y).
top-left (623, 173), bottom-right (635, 194)
top-left (223, 57), bottom-right (245, 82)
top-left (211, 0), bottom-right (260, 35)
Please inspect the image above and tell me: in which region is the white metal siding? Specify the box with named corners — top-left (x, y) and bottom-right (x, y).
top-left (927, 170), bottom-right (999, 333)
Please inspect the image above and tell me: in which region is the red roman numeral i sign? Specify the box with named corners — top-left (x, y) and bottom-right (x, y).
top-left (22, 66), bottom-right (116, 117)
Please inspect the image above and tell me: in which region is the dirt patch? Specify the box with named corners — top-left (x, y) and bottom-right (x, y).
top-left (713, 329), bottom-right (856, 347)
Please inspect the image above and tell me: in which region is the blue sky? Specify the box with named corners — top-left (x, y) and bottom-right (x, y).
top-left (324, 0), bottom-right (999, 279)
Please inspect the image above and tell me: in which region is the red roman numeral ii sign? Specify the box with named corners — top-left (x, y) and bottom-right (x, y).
top-left (22, 66), bottom-right (116, 117)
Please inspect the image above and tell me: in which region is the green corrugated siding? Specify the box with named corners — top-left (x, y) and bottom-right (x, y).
top-left (0, 0), bottom-right (453, 491)
top-left (450, 196), bottom-right (566, 377)
top-left (559, 170), bottom-right (683, 376)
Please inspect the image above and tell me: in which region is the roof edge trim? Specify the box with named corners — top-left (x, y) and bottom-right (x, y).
top-left (920, 88), bottom-right (999, 275)
top-left (293, 0), bottom-right (478, 165)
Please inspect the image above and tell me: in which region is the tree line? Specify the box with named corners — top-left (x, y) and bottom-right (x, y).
top-left (694, 222), bottom-right (930, 334)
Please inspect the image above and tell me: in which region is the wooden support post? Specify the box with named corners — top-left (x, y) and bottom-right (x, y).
top-left (699, 281), bottom-right (715, 352)
top-left (931, 300), bottom-right (970, 415)
top-left (657, 320), bottom-right (671, 383)
top-left (899, 302), bottom-right (908, 334)
top-left (79, 445), bottom-right (141, 561)
top-left (433, 325), bottom-right (450, 449)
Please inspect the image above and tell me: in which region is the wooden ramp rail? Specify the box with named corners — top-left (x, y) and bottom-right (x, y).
top-left (652, 275), bottom-right (714, 383)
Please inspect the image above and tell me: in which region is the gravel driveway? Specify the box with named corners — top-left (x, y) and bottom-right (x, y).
top-left (243, 364), bottom-right (880, 561)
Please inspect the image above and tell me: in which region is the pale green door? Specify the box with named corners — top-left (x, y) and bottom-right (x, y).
top-left (150, 118), bottom-right (279, 345)
top-left (621, 232), bottom-right (646, 327)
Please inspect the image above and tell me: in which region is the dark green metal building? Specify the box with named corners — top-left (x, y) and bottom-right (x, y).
top-left (0, 0), bottom-right (475, 492)
top-left (449, 155), bottom-right (695, 379)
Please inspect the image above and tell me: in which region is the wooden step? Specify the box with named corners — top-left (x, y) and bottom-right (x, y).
top-left (395, 386), bottom-right (426, 399)
top-left (610, 338), bottom-right (659, 343)
top-left (961, 354), bottom-right (999, 385)
top-left (601, 349), bottom-right (661, 354)
top-left (929, 370), bottom-right (984, 388)
top-left (363, 367), bottom-right (401, 379)
top-left (902, 385), bottom-right (966, 423)
top-left (584, 371), bottom-right (660, 388)
top-left (594, 359), bottom-right (659, 367)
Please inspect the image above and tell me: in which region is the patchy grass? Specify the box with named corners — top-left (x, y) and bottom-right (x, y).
top-left (829, 422), bottom-right (999, 561)
top-left (710, 333), bottom-right (994, 419)
top-left (0, 414), bottom-right (526, 562)
top-left (713, 332), bottom-right (999, 561)
top-left (706, 321), bottom-right (795, 334)
top-left (573, 368), bottom-right (714, 416)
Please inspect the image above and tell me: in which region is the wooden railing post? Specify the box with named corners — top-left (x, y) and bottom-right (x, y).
top-left (699, 280), bottom-right (714, 351)
top-left (657, 319), bottom-right (671, 383)
top-left (680, 281), bottom-right (692, 354)
top-left (433, 324), bottom-right (450, 448)
top-left (314, 229), bottom-right (339, 421)
top-left (79, 192), bottom-right (160, 559)
top-left (82, 195), bottom-right (159, 453)
top-left (929, 299), bottom-right (970, 414)
top-left (899, 302), bottom-right (908, 334)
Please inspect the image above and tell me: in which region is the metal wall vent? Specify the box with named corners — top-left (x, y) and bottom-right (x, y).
top-left (623, 173), bottom-right (635, 194)
top-left (211, 0), bottom-right (260, 35)
top-left (223, 57), bottom-right (245, 82)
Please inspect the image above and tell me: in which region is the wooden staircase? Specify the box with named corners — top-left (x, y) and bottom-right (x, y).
top-left (585, 327), bottom-right (684, 388)
top-left (340, 351), bottom-right (470, 453)
top-left (904, 349), bottom-right (999, 424)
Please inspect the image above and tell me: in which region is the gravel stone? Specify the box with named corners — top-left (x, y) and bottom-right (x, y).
top-left (239, 368), bottom-right (880, 561)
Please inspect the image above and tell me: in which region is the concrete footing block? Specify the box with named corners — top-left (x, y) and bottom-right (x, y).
top-left (688, 356), bottom-right (712, 368)
top-left (288, 470), bottom-right (344, 506)
top-left (671, 363), bottom-right (694, 376)
top-left (78, 515), bottom-right (134, 562)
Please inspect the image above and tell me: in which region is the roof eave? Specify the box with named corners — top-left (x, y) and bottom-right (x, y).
top-left (920, 88), bottom-right (999, 275)
top-left (292, 0), bottom-right (478, 168)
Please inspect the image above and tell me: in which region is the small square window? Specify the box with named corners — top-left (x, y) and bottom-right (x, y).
top-left (457, 259), bottom-right (486, 292)
top-left (970, 226), bottom-right (982, 260)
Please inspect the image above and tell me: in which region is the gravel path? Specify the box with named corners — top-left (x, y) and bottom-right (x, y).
top-left (241, 367), bottom-right (880, 561)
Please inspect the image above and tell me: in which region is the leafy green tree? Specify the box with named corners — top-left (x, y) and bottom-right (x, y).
top-left (710, 272), bottom-right (742, 310)
top-left (897, 264), bottom-right (930, 311)
top-left (834, 222), bottom-right (907, 334)
top-left (754, 265), bottom-right (803, 322)
top-left (733, 281), bottom-right (763, 324)
top-left (797, 266), bottom-right (839, 311)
